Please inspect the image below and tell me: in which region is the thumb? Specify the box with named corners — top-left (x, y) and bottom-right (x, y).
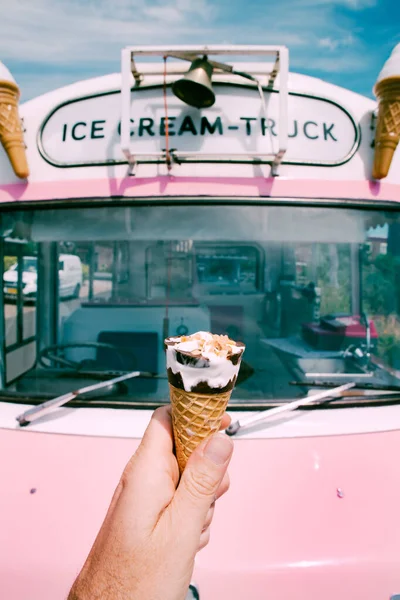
top-left (171, 433), bottom-right (234, 534)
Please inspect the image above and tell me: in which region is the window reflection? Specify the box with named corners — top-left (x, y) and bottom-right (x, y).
top-left (2, 240), bottom-right (37, 383)
top-left (3, 204), bottom-right (400, 404)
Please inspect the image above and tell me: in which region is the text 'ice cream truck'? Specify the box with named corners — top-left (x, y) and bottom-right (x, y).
top-left (1, 43), bottom-right (400, 600)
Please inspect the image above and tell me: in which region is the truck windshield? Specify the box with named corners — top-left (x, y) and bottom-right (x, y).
top-left (2, 201), bottom-right (400, 406)
top-left (9, 257), bottom-right (37, 273)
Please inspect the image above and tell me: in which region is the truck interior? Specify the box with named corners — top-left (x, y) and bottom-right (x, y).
top-left (2, 200), bottom-right (400, 408)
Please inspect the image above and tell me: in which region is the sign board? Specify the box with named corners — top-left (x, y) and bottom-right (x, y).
top-left (39, 84), bottom-right (359, 168)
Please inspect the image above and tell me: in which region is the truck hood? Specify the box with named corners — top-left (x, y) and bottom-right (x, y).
top-left (0, 423), bottom-right (399, 599)
top-left (3, 271), bottom-right (37, 284)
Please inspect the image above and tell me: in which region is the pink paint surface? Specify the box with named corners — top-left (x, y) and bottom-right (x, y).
top-left (0, 176), bottom-right (398, 203)
top-left (1, 426), bottom-right (400, 599)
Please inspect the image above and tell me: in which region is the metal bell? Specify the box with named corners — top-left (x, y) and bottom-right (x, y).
top-left (172, 57), bottom-right (215, 108)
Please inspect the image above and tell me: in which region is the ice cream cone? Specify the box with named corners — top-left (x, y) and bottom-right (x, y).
top-left (169, 384), bottom-right (232, 474)
top-left (372, 78), bottom-right (400, 179)
top-left (0, 79), bottom-right (29, 179)
top-left (165, 331), bottom-right (245, 474)
top-left (372, 43), bottom-right (400, 180)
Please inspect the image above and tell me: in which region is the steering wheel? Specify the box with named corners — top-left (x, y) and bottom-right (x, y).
top-left (38, 342), bottom-right (137, 371)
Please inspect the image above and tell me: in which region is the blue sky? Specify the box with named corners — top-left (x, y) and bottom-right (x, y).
top-left (1, 0), bottom-right (399, 102)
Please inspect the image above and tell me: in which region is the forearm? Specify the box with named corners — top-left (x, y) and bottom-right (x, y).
top-left (66, 407), bottom-right (232, 600)
top-left (68, 573), bottom-right (126, 600)
top-left (68, 556), bottom-right (129, 600)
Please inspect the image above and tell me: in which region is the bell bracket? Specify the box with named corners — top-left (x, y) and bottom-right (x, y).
top-left (121, 45), bottom-right (289, 176)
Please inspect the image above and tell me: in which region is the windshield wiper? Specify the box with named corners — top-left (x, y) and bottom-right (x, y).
top-left (226, 382), bottom-right (356, 436)
top-left (16, 371), bottom-right (148, 426)
top-left (291, 380), bottom-right (400, 391)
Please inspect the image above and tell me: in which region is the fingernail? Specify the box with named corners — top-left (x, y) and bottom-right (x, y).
top-left (204, 434), bottom-right (233, 465)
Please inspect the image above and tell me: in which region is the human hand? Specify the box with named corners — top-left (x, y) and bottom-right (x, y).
top-left (68, 406), bottom-right (234, 600)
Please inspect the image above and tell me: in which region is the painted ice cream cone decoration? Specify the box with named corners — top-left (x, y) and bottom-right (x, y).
top-left (372, 44), bottom-right (400, 180)
top-left (0, 62), bottom-right (29, 179)
top-left (165, 331), bottom-right (245, 474)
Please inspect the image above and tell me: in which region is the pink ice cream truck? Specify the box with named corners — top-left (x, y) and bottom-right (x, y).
top-left (1, 43), bottom-right (400, 599)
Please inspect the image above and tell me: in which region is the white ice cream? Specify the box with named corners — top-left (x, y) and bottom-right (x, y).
top-left (376, 43), bottom-right (400, 85)
top-left (166, 331), bottom-right (244, 393)
top-left (0, 61), bottom-right (16, 84)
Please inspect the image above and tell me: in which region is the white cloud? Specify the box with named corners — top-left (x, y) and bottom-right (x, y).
top-left (143, 5), bottom-right (186, 22)
top-left (0, 0), bottom-right (379, 99)
top-left (339, 0), bottom-right (376, 8)
top-left (319, 38), bottom-right (341, 51)
top-left (299, 53), bottom-right (369, 73)
top-left (143, 0), bottom-right (216, 23)
top-left (0, 0), bottom-right (219, 65)
top-left (280, 0), bottom-right (376, 7)
top-left (318, 34), bottom-right (355, 51)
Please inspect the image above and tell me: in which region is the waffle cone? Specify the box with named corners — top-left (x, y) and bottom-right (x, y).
top-left (169, 384), bottom-right (231, 474)
top-left (372, 78), bottom-right (400, 179)
top-left (0, 80), bottom-right (29, 179)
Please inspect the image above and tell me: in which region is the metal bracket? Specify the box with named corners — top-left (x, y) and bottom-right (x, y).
top-left (271, 149), bottom-right (286, 177)
top-left (120, 45), bottom-right (289, 175)
top-left (370, 108), bottom-right (378, 148)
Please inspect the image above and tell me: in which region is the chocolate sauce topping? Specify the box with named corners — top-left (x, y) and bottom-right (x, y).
top-left (227, 345), bottom-right (244, 365)
top-left (167, 367), bottom-right (236, 394)
top-left (176, 349), bottom-right (210, 368)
